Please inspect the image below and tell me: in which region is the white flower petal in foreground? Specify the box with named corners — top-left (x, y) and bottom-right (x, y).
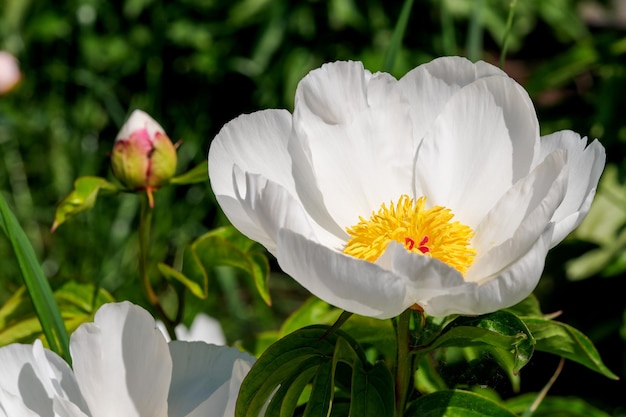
top-left (0, 302), bottom-right (255, 417)
top-left (208, 56), bottom-right (606, 319)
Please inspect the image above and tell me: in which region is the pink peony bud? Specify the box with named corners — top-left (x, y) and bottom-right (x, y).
top-left (111, 110), bottom-right (177, 206)
top-left (0, 52), bottom-right (21, 95)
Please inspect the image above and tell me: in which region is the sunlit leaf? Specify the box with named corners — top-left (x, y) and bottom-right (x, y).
top-left (159, 226), bottom-right (270, 304)
top-left (523, 317), bottom-right (619, 379)
top-left (51, 176), bottom-right (119, 231)
top-left (279, 297), bottom-right (396, 360)
top-left (0, 281), bottom-right (114, 347)
top-left (0, 194), bottom-right (70, 363)
top-left (406, 390), bottom-right (518, 417)
top-left (505, 294), bottom-right (543, 318)
top-left (279, 297), bottom-right (342, 337)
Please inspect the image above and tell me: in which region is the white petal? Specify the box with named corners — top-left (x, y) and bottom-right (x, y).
top-left (0, 386), bottom-right (41, 417)
top-left (116, 109), bottom-right (165, 142)
top-left (52, 397), bottom-right (90, 417)
top-left (277, 229), bottom-right (408, 319)
top-left (380, 242), bottom-right (472, 309)
top-left (234, 172), bottom-right (343, 254)
top-left (70, 302), bottom-right (171, 417)
top-left (167, 342), bottom-right (255, 417)
top-left (470, 150), bottom-right (568, 264)
top-left (415, 75), bottom-right (539, 227)
top-left (398, 56), bottom-right (508, 143)
top-left (209, 110), bottom-right (295, 250)
top-left (0, 341), bottom-right (85, 417)
top-left (424, 225), bottom-right (555, 316)
top-left (209, 109), bottom-right (295, 197)
top-left (537, 131), bottom-right (606, 246)
top-left (292, 62), bottom-right (415, 229)
top-left (294, 61), bottom-right (372, 124)
top-left (468, 149), bottom-right (568, 281)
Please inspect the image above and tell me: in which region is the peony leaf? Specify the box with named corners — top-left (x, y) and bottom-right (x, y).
top-left (51, 176), bottom-right (119, 231)
top-left (278, 297), bottom-right (343, 337)
top-left (405, 390), bottom-right (518, 417)
top-left (259, 297), bottom-right (395, 359)
top-left (169, 161), bottom-right (209, 185)
top-left (523, 317), bottom-right (619, 380)
top-left (157, 262), bottom-right (204, 299)
top-left (0, 282), bottom-right (114, 348)
top-left (235, 325), bottom-right (393, 417)
top-left (159, 226), bottom-right (271, 304)
top-left (420, 311), bottom-right (535, 374)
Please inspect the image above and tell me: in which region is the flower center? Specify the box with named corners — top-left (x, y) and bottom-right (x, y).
top-left (343, 195), bottom-right (476, 275)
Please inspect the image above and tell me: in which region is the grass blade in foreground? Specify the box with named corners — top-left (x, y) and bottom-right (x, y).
top-left (0, 193), bottom-right (71, 363)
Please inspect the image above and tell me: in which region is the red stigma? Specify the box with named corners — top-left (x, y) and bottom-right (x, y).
top-left (418, 236), bottom-right (430, 254)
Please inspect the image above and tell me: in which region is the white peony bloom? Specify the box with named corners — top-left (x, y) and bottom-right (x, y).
top-left (0, 302), bottom-right (254, 416)
top-left (208, 57), bottom-right (605, 319)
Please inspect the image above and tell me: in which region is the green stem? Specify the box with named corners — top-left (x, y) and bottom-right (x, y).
top-left (138, 193), bottom-right (176, 339)
top-left (394, 309), bottom-right (412, 417)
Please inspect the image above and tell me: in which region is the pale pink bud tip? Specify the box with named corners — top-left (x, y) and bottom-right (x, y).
top-left (0, 52), bottom-right (21, 95)
top-left (111, 110), bottom-right (177, 194)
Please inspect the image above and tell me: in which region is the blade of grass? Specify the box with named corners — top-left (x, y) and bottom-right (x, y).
top-left (382, 0), bottom-right (415, 74)
top-left (466, 0), bottom-right (484, 62)
top-left (500, 0), bottom-right (518, 69)
top-left (440, 0), bottom-right (457, 56)
top-left (0, 193), bottom-right (71, 364)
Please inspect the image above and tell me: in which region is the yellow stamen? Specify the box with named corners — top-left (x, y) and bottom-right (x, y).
top-left (344, 195), bottom-right (476, 275)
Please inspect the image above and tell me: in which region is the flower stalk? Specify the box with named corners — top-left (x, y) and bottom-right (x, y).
top-left (394, 309), bottom-right (413, 416)
top-left (138, 193), bottom-right (175, 340)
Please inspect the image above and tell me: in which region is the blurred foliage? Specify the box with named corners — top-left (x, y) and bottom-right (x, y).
top-left (1, 0), bottom-right (626, 413)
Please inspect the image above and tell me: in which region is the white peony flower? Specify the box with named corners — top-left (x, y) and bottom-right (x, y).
top-left (0, 302), bottom-right (254, 416)
top-left (208, 57), bottom-right (605, 319)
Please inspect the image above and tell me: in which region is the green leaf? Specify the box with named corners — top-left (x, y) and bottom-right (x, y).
top-left (235, 325), bottom-right (393, 417)
top-left (169, 161), bottom-right (208, 185)
top-left (406, 390), bottom-right (518, 417)
top-left (279, 297), bottom-right (343, 337)
top-left (523, 317), bottom-right (619, 379)
top-left (505, 294), bottom-right (544, 318)
top-left (349, 361), bottom-right (394, 417)
top-left (51, 176), bottom-right (119, 231)
top-left (0, 194), bottom-right (70, 363)
top-left (159, 226), bottom-right (271, 304)
top-left (506, 393), bottom-right (612, 417)
top-left (282, 297), bottom-right (396, 360)
top-left (0, 281), bottom-right (114, 347)
top-left (420, 311), bottom-right (535, 374)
